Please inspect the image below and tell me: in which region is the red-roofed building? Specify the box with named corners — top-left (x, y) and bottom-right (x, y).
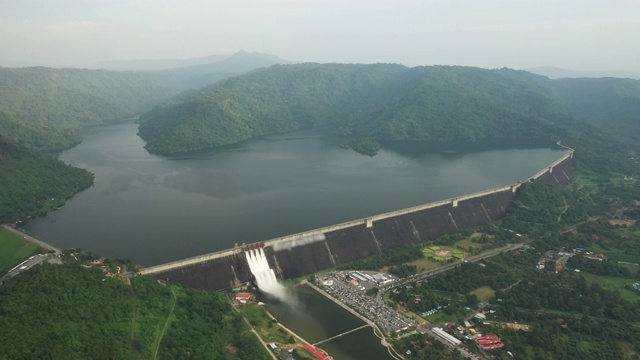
top-left (235, 292), bottom-right (252, 304)
top-left (555, 264), bottom-right (564, 271)
top-left (304, 345), bottom-right (331, 360)
top-left (513, 250), bottom-right (521, 256)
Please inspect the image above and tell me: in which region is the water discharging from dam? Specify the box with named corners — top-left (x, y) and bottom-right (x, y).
top-left (246, 248), bottom-right (286, 297)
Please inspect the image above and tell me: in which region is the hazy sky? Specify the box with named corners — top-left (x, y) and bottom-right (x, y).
top-left (0, 0), bottom-right (638, 70)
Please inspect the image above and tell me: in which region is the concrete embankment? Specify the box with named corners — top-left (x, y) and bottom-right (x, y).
top-left (304, 280), bottom-right (376, 328)
top-left (140, 248), bottom-right (241, 275)
top-left (143, 150), bottom-right (574, 291)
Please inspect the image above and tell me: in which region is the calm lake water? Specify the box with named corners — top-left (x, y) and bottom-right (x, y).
top-left (24, 120), bottom-right (566, 265)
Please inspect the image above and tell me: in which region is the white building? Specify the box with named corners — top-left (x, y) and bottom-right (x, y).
top-left (432, 327), bottom-right (461, 346)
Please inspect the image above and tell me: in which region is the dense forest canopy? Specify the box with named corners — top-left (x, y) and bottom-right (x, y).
top-left (0, 65), bottom-right (181, 223)
top-left (551, 77), bottom-right (640, 141)
top-left (0, 66), bottom-right (176, 150)
top-left (0, 263), bottom-right (268, 359)
top-left (0, 134), bottom-right (93, 223)
top-left (137, 64), bottom-right (640, 161)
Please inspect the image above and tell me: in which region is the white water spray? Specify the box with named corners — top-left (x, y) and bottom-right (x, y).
top-left (246, 248), bottom-right (287, 299)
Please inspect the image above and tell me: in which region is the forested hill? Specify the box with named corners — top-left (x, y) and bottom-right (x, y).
top-left (138, 64), bottom-right (582, 155)
top-left (0, 135), bottom-right (93, 223)
top-left (551, 77), bottom-right (640, 141)
top-left (139, 63), bottom-right (410, 153)
top-left (0, 262), bottom-right (269, 359)
top-left (0, 66), bottom-right (176, 150)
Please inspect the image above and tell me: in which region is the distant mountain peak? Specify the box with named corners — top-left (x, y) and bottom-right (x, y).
top-left (87, 51), bottom-right (288, 72)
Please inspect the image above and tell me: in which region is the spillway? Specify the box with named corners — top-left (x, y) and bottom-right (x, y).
top-left (246, 248), bottom-right (281, 294)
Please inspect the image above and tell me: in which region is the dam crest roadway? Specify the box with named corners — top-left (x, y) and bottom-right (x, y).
top-left (140, 149), bottom-right (574, 292)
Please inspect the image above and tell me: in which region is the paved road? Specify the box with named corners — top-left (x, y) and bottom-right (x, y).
top-left (379, 243), bottom-right (526, 293)
top-left (0, 253), bottom-right (62, 285)
top-left (372, 243), bottom-right (526, 360)
top-left (2, 225), bottom-right (60, 253)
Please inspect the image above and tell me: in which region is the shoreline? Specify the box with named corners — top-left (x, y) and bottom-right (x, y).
top-left (303, 280), bottom-right (404, 360)
top-left (1, 225), bottom-right (60, 254)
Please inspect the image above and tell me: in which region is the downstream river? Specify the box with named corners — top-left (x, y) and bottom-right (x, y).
top-left (259, 285), bottom-right (394, 360)
top-left (25, 120), bottom-right (566, 266)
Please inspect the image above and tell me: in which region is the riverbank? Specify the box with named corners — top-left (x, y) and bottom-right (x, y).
top-left (229, 295), bottom-right (327, 360)
top-left (1, 225), bottom-right (60, 253)
top-left (304, 281), bottom-right (404, 360)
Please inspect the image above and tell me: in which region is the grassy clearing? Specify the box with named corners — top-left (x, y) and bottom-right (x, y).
top-left (572, 172), bottom-right (617, 190)
top-left (241, 303), bottom-right (292, 345)
top-left (426, 309), bottom-right (472, 324)
top-left (404, 258), bottom-right (442, 272)
top-left (422, 246), bottom-right (465, 262)
top-left (454, 238), bottom-right (484, 251)
top-left (470, 286), bottom-right (496, 302)
top-left (579, 273), bottom-right (640, 303)
top-left (620, 341), bottom-right (639, 360)
top-left (0, 228), bottom-right (42, 273)
top-left (585, 244), bottom-right (636, 262)
top-left (618, 262), bottom-right (640, 273)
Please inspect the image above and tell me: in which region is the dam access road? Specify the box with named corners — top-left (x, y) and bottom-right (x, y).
top-left (308, 242), bottom-right (527, 359)
top-left (2, 225), bottom-right (60, 254)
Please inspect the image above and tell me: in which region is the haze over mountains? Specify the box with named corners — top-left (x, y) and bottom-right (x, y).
top-left (88, 50), bottom-right (289, 71)
top-left (151, 51), bottom-right (291, 90)
top-left (527, 66), bottom-right (640, 80)
top-left (89, 50), bottom-right (290, 90)
top-left (137, 63), bottom-right (640, 162)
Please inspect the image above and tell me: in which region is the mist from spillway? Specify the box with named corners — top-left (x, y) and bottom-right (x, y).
top-left (245, 248), bottom-right (288, 300)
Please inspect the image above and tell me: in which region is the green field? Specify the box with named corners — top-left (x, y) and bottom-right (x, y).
top-left (426, 308), bottom-right (472, 324)
top-left (470, 286), bottom-right (496, 302)
top-left (0, 228), bottom-right (42, 274)
top-left (454, 238), bottom-right (485, 251)
top-left (579, 273), bottom-right (640, 303)
top-left (422, 246), bottom-right (464, 261)
top-left (241, 303), bottom-right (292, 345)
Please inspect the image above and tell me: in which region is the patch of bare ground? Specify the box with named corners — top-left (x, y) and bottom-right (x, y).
top-left (609, 219), bottom-right (634, 226)
top-left (227, 344), bottom-right (239, 354)
top-left (620, 341), bottom-right (638, 360)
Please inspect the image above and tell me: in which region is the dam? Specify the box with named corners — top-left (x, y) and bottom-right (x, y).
top-left (141, 151), bottom-right (574, 291)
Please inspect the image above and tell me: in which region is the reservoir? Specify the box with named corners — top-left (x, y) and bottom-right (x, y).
top-left (24, 120), bottom-right (567, 266)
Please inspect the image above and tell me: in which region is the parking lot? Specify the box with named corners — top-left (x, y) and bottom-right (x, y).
top-left (1, 253), bottom-right (61, 285)
top-left (318, 271), bottom-right (417, 335)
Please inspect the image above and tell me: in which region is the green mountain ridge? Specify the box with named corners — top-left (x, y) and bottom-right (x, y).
top-left (0, 66), bottom-right (184, 223)
top-left (0, 66), bottom-right (177, 150)
top-left (551, 77), bottom-right (640, 141)
top-left (139, 63), bottom-right (410, 153)
top-left (0, 134), bottom-right (94, 223)
top-left (139, 64), bottom-right (633, 158)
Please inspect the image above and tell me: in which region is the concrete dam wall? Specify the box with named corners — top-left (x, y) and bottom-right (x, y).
top-left (142, 152), bottom-right (574, 291)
